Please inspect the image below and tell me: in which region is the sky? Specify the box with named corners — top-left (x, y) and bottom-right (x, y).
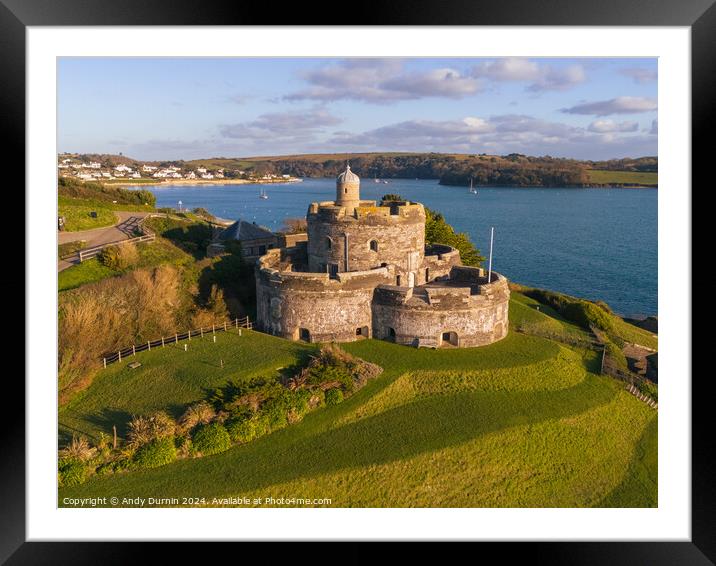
top-left (57, 57), bottom-right (657, 161)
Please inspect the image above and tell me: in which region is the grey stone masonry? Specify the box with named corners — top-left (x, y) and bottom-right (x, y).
top-left (255, 164), bottom-right (509, 347)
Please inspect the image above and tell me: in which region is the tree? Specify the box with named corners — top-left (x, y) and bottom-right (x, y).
top-left (425, 208), bottom-right (485, 267)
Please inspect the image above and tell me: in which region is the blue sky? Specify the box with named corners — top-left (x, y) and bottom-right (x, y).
top-left (58, 57), bottom-right (657, 161)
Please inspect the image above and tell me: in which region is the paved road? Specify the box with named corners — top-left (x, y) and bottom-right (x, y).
top-left (58, 211), bottom-right (152, 272)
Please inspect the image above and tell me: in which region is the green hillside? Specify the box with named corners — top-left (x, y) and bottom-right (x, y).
top-left (58, 291), bottom-right (657, 508)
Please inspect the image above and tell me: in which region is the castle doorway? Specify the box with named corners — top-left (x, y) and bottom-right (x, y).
top-left (387, 327), bottom-right (396, 342)
top-left (441, 331), bottom-right (458, 347)
top-left (298, 328), bottom-right (311, 342)
top-left (356, 326), bottom-right (369, 339)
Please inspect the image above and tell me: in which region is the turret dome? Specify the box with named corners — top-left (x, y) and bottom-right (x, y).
top-left (337, 164), bottom-right (360, 184)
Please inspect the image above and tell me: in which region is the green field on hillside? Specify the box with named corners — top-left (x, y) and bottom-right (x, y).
top-left (58, 237), bottom-right (195, 292)
top-left (586, 170), bottom-right (658, 186)
top-left (58, 292), bottom-right (657, 507)
top-left (59, 205), bottom-right (117, 231)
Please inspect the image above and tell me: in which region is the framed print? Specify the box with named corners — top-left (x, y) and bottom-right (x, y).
top-left (7, 0), bottom-right (711, 562)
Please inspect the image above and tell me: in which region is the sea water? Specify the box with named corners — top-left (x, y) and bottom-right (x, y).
top-left (151, 178), bottom-right (657, 317)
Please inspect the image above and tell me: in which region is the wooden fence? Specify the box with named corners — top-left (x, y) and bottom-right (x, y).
top-left (77, 215), bottom-right (158, 263)
top-left (79, 232), bottom-right (156, 262)
top-left (102, 316), bottom-right (252, 368)
top-left (599, 345), bottom-right (658, 410)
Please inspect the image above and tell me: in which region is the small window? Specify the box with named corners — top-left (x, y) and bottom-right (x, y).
top-left (299, 328), bottom-right (311, 342)
top-left (369, 240), bottom-right (378, 252)
top-left (326, 237), bottom-right (332, 250)
top-left (345, 188), bottom-right (348, 194)
top-left (396, 275), bottom-right (401, 286)
top-left (425, 267), bottom-right (430, 281)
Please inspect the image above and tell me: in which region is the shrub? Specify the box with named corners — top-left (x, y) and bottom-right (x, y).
top-left (59, 435), bottom-right (97, 462)
top-left (133, 437), bottom-right (177, 469)
top-left (58, 458), bottom-right (88, 487)
top-left (178, 401), bottom-right (215, 432)
top-left (127, 411), bottom-right (176, 448)
top-left (325, 388), bottom-right (344, 406)
top-left (192, 423), bottom-right (232, 456)
top-left (97, 244), bottom-right (137, 271)
top-left (226, 415), bottom-right (270, 444)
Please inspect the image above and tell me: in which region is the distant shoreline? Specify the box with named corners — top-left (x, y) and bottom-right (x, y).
top-left (108, 177), bottom-right (303, 188)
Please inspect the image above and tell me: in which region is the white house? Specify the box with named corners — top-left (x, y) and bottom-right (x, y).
top-left (114, 164), bottom-right (133, 172)
top-left (196, 167), bottom-right (207, 174)
top-left (201, 173), bottom-right (214, 180)
top-left (185, 171), bottom-right (197, 179)
top-left (142, 165), bottom-right (158, 172)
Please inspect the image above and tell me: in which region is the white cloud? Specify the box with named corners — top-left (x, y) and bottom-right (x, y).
top-left (472, 58), bottom-right (586, 91)
top-left (327, 113), bottom-right (656, 159)
top-left (561, 96), bottom-right (657, 116)
top-left (219, 107), bottom-right (341, 140)
top-left (587, 119), bottom-right (639, 133)
top-left (285, 59), bottom-right (480, 103)
top-left (619, 67), bottom-right (658, 84)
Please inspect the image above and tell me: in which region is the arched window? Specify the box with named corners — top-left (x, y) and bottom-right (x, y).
top-left (369, 240), bottom-right (378, 252)
top-left (326, 237), bottom-right (332, 250)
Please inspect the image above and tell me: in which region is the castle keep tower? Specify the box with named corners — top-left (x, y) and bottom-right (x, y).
top-left (255, 163), bottom-right (509, 347)
top-left (335, 164), bottom-right (361, 213)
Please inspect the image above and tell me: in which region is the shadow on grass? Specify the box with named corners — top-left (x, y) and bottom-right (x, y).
top-left (596, 415), bottom-right (658, 508)
top-left (60, 374), bottom-right (617, 498)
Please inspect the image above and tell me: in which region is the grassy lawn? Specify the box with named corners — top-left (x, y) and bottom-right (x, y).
top-left (612, 317), bottom-right (658, 350)
top-left (59, 205), bottom-right (117, 231)
top-left (586, 170), bottom-right (658, 186)
top-left (58, 293), bottom-right (657, 507)
top-left (59, 330), bottom-right (316, 443)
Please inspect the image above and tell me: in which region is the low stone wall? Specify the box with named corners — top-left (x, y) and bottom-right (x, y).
top-left (372, 272), bottom-right (510, 348)
top-left (421, 244), bottom-right (462, 284)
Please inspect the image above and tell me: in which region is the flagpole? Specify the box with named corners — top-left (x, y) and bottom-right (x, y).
top-left (487, 226), bottom-right (494, 282)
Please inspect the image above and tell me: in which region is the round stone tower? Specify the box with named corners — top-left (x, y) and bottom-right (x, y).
top-left (335, 164), bottom-right (360, 213)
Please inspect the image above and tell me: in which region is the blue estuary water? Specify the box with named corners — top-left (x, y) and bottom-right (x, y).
top-left (151, 178), bottom-right (657, 317)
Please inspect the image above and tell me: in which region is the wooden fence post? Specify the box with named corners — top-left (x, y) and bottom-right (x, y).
top-left (189, 331), bottom-right (191, 341)
top-left (212, 324), bottom-right (215, 334)
top-left (112, 425), bottom-right (117, 450)
top-left (235, 318), bottom-right (238, 329)
top-left (103, 358), bottom-right (106, 369)
top-left (118, 350), bottom-right (122, 362)
top-left (132, 345), bottom-right (136, 356)
top-left (162, 337), bottom-right (165, 347)
top-left (148, 341), bottom-right (151, 351)
top-left (201, 328), bottom-right (204, 338)
top-left (224, 321), bottom-right (227, 331)
top-left (175, 333), bottom-right (178, 344)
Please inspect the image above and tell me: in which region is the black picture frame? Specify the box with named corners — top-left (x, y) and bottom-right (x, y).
top-left (7, 0), bottom-right (708, 562)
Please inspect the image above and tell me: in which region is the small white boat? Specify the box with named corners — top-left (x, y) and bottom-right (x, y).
top-left (259, 188), bottom-right (269, 200)
top-left (469, 178), bottom-right (478, 194)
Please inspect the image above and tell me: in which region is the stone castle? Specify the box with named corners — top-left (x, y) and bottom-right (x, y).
top-left (255, 165), bottom-right (509, 348)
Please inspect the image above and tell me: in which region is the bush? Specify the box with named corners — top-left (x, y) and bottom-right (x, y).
top-left (58, 458), bottom-right (88, 487)
top-left (178, 401), bottom-right (215, 432)
top-left (127, 411), bottom-right (176, 448)
top-left (97, 244), bottom-right (138, 271)
top-left (226, 415), bottom-right (270, 444)
top-left (192, 423), bottom-right (232, 456)
top-left (325, 388), bottom-right (344, 406)
top-left (133, 437), bottom-right (177, 469)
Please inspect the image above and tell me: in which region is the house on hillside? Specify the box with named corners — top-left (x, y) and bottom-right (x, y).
top-left (114, 164), bottom-right (133, 173)
top-left (207, 219), bottom-right (278, 259)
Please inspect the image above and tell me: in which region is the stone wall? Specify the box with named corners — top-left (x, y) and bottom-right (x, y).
top-left (256, 249), bottom-right (392, 342)
top-left (372, 271), bottom-right (510, 348)
top-left (306, 201), bottom-right (425, 278)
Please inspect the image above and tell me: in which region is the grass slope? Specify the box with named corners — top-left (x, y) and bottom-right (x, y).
top-left (58, 293), bottom-right (657, 507)
top-left (59, 205), bottom-right (117, 231)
